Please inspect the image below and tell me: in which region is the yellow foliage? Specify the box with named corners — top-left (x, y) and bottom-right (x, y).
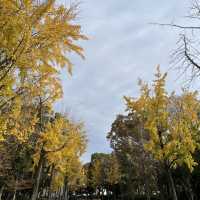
top-left (0, 0), bottom-right (87, 141)
top-left (125, 66), bottom-right (200, 171)
top-left (33, 115), bottom-right (87, 189)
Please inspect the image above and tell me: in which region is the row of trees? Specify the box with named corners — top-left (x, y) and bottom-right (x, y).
top-left (0, 0), bottom-right (87, 200)
top-left (108, 67), bottom-right (200, 200)
top-left (2, 0), bottom-right (200, 200)
top-left (81, 1), bottom-right (200, 200)
top-left (82, 153), bottom-right (121, 199)
top-left (83, 67), bottom-right (200, 200)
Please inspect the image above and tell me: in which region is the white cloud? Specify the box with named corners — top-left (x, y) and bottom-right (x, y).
top-left (57, 0), bottom-right (191, 162)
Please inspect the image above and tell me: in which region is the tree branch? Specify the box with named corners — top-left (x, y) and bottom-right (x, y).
top-left (45, 142), bottom-right (68, 153)
top-left (183, 35), bottom-right (200, 70)
top-left (151, 22), bottom-right (200, 30)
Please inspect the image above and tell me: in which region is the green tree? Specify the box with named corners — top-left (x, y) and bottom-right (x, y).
top-left (108, 114), bottom-right (158, 200)
top-left (88, 153), bottom-right (121, 199)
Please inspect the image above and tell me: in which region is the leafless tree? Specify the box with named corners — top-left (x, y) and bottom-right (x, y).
top-left (156, 0), bottom-right (200, 84)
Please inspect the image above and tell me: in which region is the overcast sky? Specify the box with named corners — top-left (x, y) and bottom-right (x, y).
top-left (56, 0), bottom-right (193, 162)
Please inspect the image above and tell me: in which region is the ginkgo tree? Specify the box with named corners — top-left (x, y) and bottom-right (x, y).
top-left (32, 113), bottom-right (87, 200)
top-left (0, 0), bottom-right (86, 83)
top-left (124, 66), bottom-right (200, 200)
top-left (0, 0), bottom-right (87, 140)
top-left (0, 0), bottom-right (88, 199)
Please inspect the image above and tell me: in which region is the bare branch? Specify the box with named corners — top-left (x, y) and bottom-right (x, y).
top-left (151, 22), bottom-right (200, 30)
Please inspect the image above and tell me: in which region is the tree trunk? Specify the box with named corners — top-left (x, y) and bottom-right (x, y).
top-left (144, 177), bottom-right (151, 200)
top-left (12, 179), bottom-right (18, 200)
top-left (31, 97), bottom-right (45, 200)
top-left (47, 164), bottom-right (55, 200)
top-left (31, 153), bottom-right (44, 200)
top-left (63, 177), bottom-right (68, 200)
top-left (12, 191), bottom-right (16, 200)
top-left (188, 185), bottom-right (194, 200)
top-left (188, 188), bottom-right (194, 200)
top-left (145, 185), bottom-right (151, 200)
top-left (182, 178), bottom-right (194, 200)
top-left (0, 185), bottom-right (4, 200)
top-left (167, 169), bottom-right (178, 200)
